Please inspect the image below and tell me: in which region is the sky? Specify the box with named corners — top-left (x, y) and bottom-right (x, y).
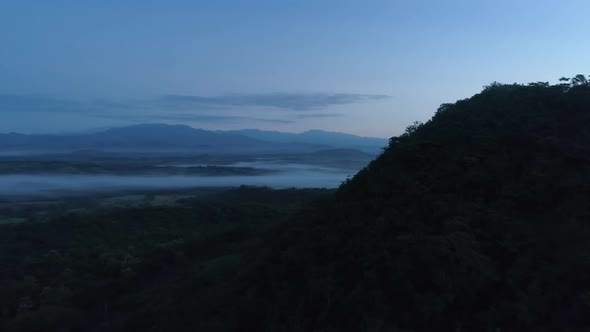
top-left (1, 0), bottom-right (589, 137)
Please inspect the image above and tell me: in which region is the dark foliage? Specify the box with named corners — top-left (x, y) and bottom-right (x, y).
top-left (0, 188), bottom-right (330, 332)
top-left (239, 77), bottom-right (590, 331)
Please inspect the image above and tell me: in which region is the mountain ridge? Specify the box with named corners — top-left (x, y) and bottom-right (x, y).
top-left (0, 123), bottom-right (387, 154)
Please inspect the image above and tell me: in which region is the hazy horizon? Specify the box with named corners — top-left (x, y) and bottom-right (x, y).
top-left (2, 1), bottom-right (589, 137)
top-left (0, 122), bottom-right (390, 139)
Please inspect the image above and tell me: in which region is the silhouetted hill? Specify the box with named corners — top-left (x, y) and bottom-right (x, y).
top-left (239, 78), bottom-right (590, 331)
top-left (224, 129), bottom-right (387, 153)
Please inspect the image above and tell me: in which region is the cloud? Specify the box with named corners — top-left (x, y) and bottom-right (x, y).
top-left (295, 113), bottom-right (346, 119)
top-left (1, 93), bottom-right (390, 113)
top-left (104, 113), bottom-right (294, 124)
top-left (0, 92), bottom-right (388, 124)
top-left (157, 93), bottom-right (390, 111)
top-left (0, 94), bottom-right (87, 113)
top-left (0, 95), bottom-right (295, 124)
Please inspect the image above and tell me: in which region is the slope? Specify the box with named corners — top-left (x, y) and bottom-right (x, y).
top-left (237, 79), bottom-right (590, 331)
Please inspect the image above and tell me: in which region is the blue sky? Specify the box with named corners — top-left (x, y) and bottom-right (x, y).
top-left (1, 0), bottom-right (588, 137)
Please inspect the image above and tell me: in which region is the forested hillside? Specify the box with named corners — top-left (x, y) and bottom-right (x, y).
top-left (239, 76), bottom-right (590, 331)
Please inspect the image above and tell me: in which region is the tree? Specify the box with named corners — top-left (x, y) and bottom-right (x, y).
top-left (483, 81), bottom-right (503, 91)
top-left (571, 74), bottom-right (588, 86)
top-left (403, 121), bottom-right (423, 136)
top-left (529, 81), bottom-right (550, 87)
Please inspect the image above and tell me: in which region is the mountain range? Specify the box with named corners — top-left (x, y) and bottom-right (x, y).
top-left (0, 124), bottom-right (388, 156)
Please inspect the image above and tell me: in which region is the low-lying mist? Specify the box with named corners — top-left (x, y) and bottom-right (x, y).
top-left (0, 165), bottom-right (354, 197)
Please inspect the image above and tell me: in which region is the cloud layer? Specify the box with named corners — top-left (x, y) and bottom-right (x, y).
top-left (0, 92), bottom-right (390, 125)
top-left (157, 93), bottom-right (389, 111)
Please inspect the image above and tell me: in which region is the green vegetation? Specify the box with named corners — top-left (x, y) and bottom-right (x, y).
top-left (0, 187), bottom-right (332, 331)
top-left (1, 76), bottom-right (590, 331)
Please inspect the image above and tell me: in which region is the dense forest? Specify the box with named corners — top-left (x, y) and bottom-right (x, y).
top-left (2, 76), bottom-right (590, 331)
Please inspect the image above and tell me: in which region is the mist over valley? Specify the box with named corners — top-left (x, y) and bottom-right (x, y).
top-left (0, 124), bottom-right (380, 198)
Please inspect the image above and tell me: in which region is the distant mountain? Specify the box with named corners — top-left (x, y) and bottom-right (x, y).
top-left (0, 124), bottom-right (264, 154)
top-left (223, 129), bottom-right (388, 153)
top-left (0, 124), bottom-right (386, 156)
top-left (96, 124), bottom-right (261, 148)
top-left (306, 148), bottom-right (373, 159)
top-left (294, 148), bottom-right (376, 169)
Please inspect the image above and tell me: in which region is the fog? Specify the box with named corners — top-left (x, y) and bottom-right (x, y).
top-left (163, 161), bottom-right (351, 173)
top-left (0, 164), bottom-right (355, 197)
